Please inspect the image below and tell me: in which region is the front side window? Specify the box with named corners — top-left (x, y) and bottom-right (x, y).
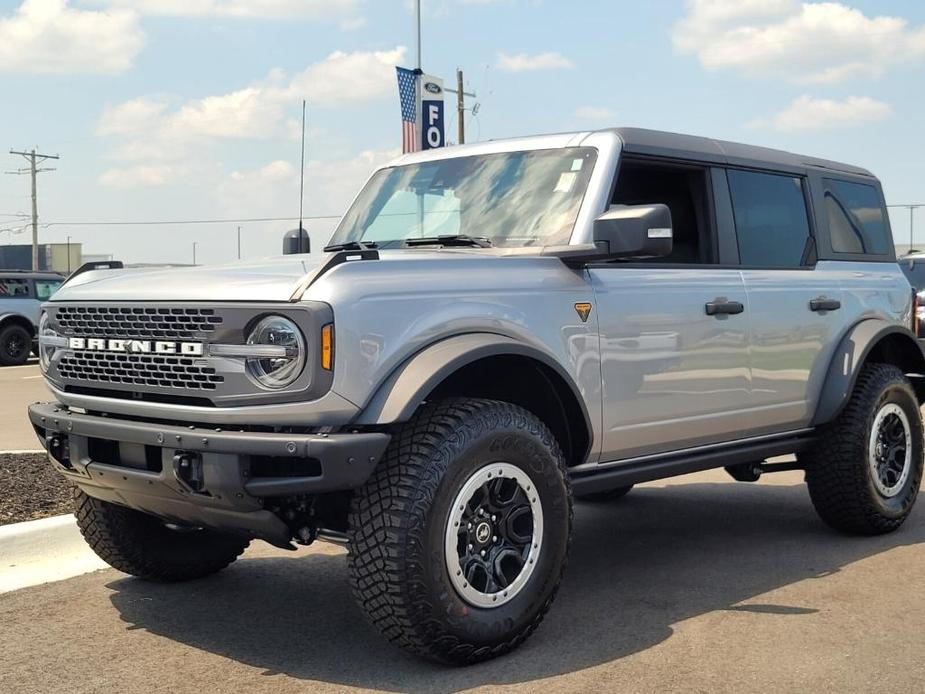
top-left (34, 279), bottom-right (62, 300)
top-left (824, 179), bottom-right (890, 255)
top-left (0, 278), bottom-right (30, 297)
top-left (727, 169), bottom-right (812, 268)
top-left (330, 147), bottom-right (598, 248)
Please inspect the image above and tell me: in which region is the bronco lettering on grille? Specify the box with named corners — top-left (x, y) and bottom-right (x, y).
top-left (67, 337), bottom-right (204, 356)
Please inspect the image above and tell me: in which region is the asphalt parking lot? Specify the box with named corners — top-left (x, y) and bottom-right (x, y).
top-left (1, 468), bottom-right (924, 693)
top-left (0, 362), bottom-right (49, 450)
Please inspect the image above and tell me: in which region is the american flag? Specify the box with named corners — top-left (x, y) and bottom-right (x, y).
top-left (396, 66), bottom-right (419, 153)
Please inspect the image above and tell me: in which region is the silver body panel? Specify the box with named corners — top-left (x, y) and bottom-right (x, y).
top-left (36, 128), bottom-right (914, 470)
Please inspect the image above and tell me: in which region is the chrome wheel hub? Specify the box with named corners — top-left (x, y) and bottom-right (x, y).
top-left (444, 462), bottom-right (543, 609)
top-left (868, 403), bottom-right (912, 498)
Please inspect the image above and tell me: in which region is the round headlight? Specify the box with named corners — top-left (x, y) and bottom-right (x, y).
top-left (38, 312), bottom-right (56, 372)
top-left (245, 316), bottom-right (305, 389)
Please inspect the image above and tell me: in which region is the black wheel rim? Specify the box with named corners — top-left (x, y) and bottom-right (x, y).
top-left (869, 403), bottom-right (912, 498)
top-left (445, 462), bottom-right (542, 608)
top-left (5, 333), bottom-right (26, 359)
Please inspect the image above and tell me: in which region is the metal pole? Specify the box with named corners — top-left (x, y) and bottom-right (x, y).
top-left (29, 150), bottom-right (38, 271)
top-left (457, 68), bottom-right (465, 145)
top-left (237, 226), bottom-right (241, 260)
top-left (415, 0), bottom-right (422, 70)
top-left (911, 206), bottom-right (915, 252)
top-left (67, 235), bottom-right (71, 274)
top-left (193, 242), bottom-right (197, 265)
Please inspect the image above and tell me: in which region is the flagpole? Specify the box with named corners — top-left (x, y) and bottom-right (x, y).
top-left (415, 0), bottom-right (422, 70)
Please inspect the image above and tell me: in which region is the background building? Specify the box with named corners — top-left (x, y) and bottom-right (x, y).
top-left (0, 243), bottom-right (82, 273)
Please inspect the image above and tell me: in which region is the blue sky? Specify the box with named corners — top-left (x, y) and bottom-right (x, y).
top-left (0, 0), bottom-right (924, 263)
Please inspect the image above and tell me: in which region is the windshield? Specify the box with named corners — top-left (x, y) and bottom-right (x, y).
top-left (329, 147), bottom-right (597, 248)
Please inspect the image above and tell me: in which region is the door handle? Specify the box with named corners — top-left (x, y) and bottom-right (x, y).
top-left (705, 298), bottom-right (745, 316)
top-left (809, 297), bottom-right (841, 312)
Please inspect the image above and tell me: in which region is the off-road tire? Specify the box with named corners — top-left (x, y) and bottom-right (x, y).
top-left (347, 398), bottom-right (572, 665)
top-left (576, 485), bottom-right (634, 502)
top-left (75, 490), bottom-right (250, 581)
top-left (0, 323), bottom-right (31, 366)
top-left (802, 363), bottom-right (923, 535)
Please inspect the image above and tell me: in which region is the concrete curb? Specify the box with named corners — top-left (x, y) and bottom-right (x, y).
top-left (0, 450), bottom-right (45, 455)
top-left (0, 514), bottom-right (108, 594)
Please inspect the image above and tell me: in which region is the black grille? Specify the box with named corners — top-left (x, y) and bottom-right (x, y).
top-left (58, 351), bottom-right (225, 390)
top-left (55, 306), bottom-right (223, 340)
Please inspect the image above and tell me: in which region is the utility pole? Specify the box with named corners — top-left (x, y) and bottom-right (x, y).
top-left (8, 148), bottom-right (59, 271)
top-left (887, 204), bottom-right (923, 254)
top-left (237, 226), bottom-right (242, 260)
top-left (443, 69), bottom-right (477, 145)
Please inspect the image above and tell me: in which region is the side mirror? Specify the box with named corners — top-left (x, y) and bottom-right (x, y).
top-left (592, 204), bottom-right (673, 259)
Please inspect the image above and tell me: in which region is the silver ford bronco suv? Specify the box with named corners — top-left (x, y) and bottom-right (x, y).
top-left (29, 128), bottom-right (925, 664)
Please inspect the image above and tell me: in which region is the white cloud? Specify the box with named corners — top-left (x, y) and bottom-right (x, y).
top-left (0, 0), bottom-right (143, 74)
top-left (673, 0), bottom-right (925, 84)
top-left (575, 105), bottom-right (615, 122)
top-left (98, 164), bottom-right (180, 188)
top-left (98, 46), bottom-right (405, 163)
top-left (496, 51), bottom-right (573, 72)
top-left (216, 148), bottom-right (398, 217)
top-left (84, 0), bottom-right (360, 20)
top-left (751, 95), bottom-right (893, 131)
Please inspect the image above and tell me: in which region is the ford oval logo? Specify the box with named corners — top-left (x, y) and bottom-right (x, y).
top-left (424, 82), bottom-right (441, 95)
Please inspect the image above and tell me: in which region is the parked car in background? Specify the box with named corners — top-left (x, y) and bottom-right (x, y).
top-left (0, 271), bottom-right (63, 365)
top-left (898, 254), bottom-right (925, 337)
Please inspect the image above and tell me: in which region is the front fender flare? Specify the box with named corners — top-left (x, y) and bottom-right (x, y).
top-left (811, 319), bottom-right (925, 426)
top-left (353, 333), bottom-right (591, 431)
top-left (0, 313), bottom-right (35, 334)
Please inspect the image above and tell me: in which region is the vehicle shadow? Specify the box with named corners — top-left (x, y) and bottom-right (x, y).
top-left (107, 481), bottom-right (925, 692)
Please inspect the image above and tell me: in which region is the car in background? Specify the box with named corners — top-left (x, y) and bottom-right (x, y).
top-left (0, 271), bottom-right (63, 365)
top-left (898, 254), bottom-right (925, 337)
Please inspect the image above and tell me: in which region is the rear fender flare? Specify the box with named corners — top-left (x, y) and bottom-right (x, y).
top-left (811, 319), bottom-right (925, 426)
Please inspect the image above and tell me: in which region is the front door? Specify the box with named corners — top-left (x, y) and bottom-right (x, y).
top-left (590, 266), bottom-right (751, 461)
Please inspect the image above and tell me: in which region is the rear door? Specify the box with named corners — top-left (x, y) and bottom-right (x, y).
top-left (725, 168), bottom-right (847, 430)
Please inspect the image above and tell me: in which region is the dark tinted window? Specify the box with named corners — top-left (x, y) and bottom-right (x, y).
top-left (727, 170), bottom-right (812, 268)
top-left (0, 278), bottom-right (30, 297)
top-left (900, 258), bottom-right (925, 291)
top-left (824, 179), bottom-right (890, 255)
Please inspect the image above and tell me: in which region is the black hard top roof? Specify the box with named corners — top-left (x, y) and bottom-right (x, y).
top-left (609, 127), bottom-right (874, 178)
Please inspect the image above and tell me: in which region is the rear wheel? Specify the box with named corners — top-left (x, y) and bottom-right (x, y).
top-left (75, 490), bottom-right (249, 581)
top-left (802, 363), bottom-right (923, 535)
top-left (0, 323), bottom-right (31, 366)
top-left (347, 398), bottom-right (572, 664)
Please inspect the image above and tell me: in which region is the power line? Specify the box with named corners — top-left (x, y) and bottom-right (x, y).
top-left (40, 214), bottom-right (341, 228)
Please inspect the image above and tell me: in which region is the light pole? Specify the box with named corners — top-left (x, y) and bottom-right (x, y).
top-left (192, 242), bottom-right (198, 265)
top-left (66, 235), bottom-right (71, 274)
top-left (237, 226), bottom-right (242, 260)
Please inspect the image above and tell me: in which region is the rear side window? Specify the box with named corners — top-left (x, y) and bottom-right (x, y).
top-left (34, 279), bottom-right (62, 301)
top-left (0, 278), bottom-right (30, 297)
top-left (823, 179), bottom-right (890, 255)
top-left (727, 169), bottom-right (812, 267)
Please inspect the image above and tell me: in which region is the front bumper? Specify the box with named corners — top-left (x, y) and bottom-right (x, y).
top-left (28, 402), bottom-right (390, 546)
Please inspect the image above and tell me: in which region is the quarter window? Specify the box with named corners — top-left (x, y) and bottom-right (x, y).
top-left (34, 280), bottom-right (62, 300)
top-left (0, 278), bottom-right (30, 297)
top-left (727, 169), bottom-right (812, 268)
top-left (824, 179), bottom-right (890, 255)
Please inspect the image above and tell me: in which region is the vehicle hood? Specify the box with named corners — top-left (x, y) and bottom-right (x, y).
top-left (49, 248), bottom-right (562, 303)
top-left (51, 257), bottom-right (325, 303)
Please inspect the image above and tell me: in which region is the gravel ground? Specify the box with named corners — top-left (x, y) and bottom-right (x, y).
top-left (0, 453), bottom-right (73, 525)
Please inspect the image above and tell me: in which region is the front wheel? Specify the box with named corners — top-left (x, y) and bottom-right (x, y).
top-left (802, 363), bottom-right (924, 535)
top-left (75, 490), bottom-right (250, 581)
top-left (347, 398), bottom-right (572, 664)
top-left (0, 323), bottom-right (31, 366)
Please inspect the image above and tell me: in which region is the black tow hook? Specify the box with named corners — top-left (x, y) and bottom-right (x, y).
top-left (46, 433), bottom-right (72, 468)
top-left (174, 451), bottom-right (205, 493)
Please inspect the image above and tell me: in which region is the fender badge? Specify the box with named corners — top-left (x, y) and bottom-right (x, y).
top-left (574, 302), bottom-right (592, 322)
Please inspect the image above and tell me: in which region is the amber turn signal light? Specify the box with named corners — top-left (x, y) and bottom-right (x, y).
top-left (321, 323), bottom-right (334, 370)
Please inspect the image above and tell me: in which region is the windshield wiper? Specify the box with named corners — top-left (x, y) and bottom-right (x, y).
top-left (403, 234), bottom-right (492, 248)
top-left (323, 240), bottom-right (379, 252)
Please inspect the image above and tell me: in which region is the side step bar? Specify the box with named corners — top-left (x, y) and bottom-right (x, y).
top-left (570, 434), bottom-right (813, 496)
